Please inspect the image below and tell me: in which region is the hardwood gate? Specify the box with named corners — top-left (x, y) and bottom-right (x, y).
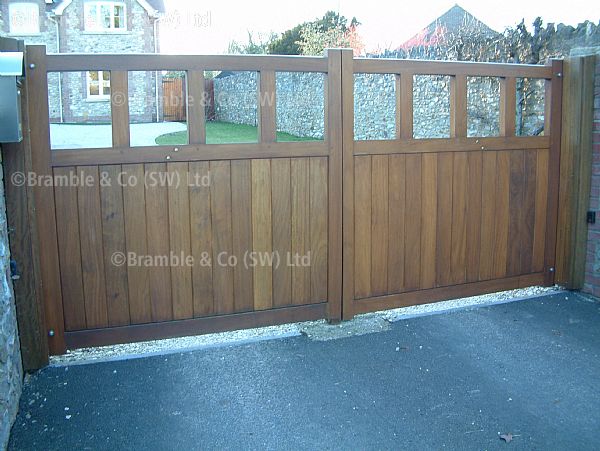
top-left (22, 46), bottom-right (562, 355)
top-left (341, 55), bottom-right (562, 317)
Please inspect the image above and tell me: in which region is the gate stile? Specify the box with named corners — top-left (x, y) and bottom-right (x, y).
top-left (23, 45), bottom-right (562, 354)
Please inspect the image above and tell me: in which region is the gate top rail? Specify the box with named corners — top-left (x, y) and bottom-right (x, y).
top-left (353, 58), bottom-right (552, 78)
top-left (46, 53), bottom-right (329, 72)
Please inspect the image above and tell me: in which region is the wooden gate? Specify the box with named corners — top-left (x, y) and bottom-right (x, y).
top-left (26, 47), bottom-right (342, 354)
top-left (22, 46), bottom-right (563, 356)
top-left (341, 55), bottom-right (562, 317)
top-left (162, 77), bottom-right (187, 122)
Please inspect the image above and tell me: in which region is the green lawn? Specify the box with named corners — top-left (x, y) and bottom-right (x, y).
top-left (155, 121), bottom-right (318, 145)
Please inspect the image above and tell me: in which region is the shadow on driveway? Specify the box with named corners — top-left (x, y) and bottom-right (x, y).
top-left (9, 293), bottom-right (600, 450)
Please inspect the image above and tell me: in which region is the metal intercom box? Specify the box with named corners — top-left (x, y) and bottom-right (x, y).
top-left (0, 51), bottom-right (24, 143)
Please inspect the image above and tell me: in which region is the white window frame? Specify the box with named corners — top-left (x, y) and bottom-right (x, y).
top-left (86, 71), bottom-right (111, 101)
top-left (84, 1), bottom-right (127, 32)
top-left (8, 2), bottom-right (40, 35)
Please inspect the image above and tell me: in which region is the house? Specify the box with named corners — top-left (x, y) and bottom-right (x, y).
top-left (398, 4), bottom-right (497, 51)
top-left (0, 0), bottom-right (165, 123)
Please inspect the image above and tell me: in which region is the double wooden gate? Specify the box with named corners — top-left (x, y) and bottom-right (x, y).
top-left (22, 47), bottom-right (562, 355)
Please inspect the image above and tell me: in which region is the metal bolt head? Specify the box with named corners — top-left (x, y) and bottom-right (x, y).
top-left (174, 147), bottom-right (179, 152)
top-left (166, 155), bottom-right (171, 160)
top-left (48, 329), bottom-right (55, 337)
top-left (29, 63), bottom-right (36, 69)
top-left (549, 267), bottom-right (555, 272)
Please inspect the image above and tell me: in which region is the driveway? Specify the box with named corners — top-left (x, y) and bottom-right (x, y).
top-left (9, 293), bottom-right (600, 450)
top-left (49, 122), bottom-right (187, 149)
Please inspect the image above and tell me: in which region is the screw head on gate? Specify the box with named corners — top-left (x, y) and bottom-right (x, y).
top-left (173, 147), bottom-right (179, 152)
top-left (48, 329), bottom-right (55, 337)
top-left (549, 267), bottom-right (555, 273)
top-left (29, 63), bottom-right (36, 69)
top-left (166, 155), bottom-right (171, 160)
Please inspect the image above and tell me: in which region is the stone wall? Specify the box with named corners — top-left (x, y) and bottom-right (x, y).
top-left (0, 154), bottom-right (22, 450)
top-left (213, 70), bottom-right (545, 140)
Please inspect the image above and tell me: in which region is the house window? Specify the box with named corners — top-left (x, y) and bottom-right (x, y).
top-left (9, 2), bottom-right (40, 34)
top-left (84, 2), bottom-right (126, 31)
top-left (87, 71), bottom-right (111, 100)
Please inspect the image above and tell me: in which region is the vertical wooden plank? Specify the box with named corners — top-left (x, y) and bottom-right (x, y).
top-left (450, 152), bottom-right (468, 284)
top-left (493, 152), bottom-right (511, 279)
top-left (168, 162), bottom-right (193, 319)
top-left (394, 75), bottom-right (402, 139)
top-left (370, 155), bottom-right (389, 296)
top-left (309, 157), bottom-right (328, 302)
top-left (145, 163), bottom-right (172, 321)
top-left (354, 155), bottom-right (371, 298)
top-left (420, 154), bottom-right (437, 289)
top-left (271, 158), bottom-right (292, 307)
top-left (400, 72), bottom-right (413, 139)
top-left (122, 164), bottom-right (151, 324)
top-left (110, 71), bottom-right (130, 147)
top-left (500, 77), bottom-right (516, 136)
top-left (211, 161), bottom-right (235, 313)
top-left (532, 149), bottom-right (549, 272)
top-left (436, 153), bottom-right (453, 287)
top-left (291, 158), bottom-right (310, 304)
top-left (507, 151), bottom-right (525, 276)
top-left (520, 151), bottom-right (538, 274)
top-left (258, 70), bottom-right (276, 143)
top-left (340, 49), bottom-right (354, 318)
top-left (388, 154), bottom-right (406, 293)
top-left (26, 45), bottom-right (65, 354)
top-left (479, 152), bottom-right (497, 280)
top-left (77, 166), bottom-right (108, 328)
top-left (100, 165), bottom-right (130, 326)
top-left (187, 70), bottom-right (206, 144)
top-left (251, 159), bottom-right (273, 310)
top-left (53, 167), bottom-right (86, 331)
top-left (404, 154), bottom-right (422, 290)
top-left (189, 161), bottom-right (214, 316)
top-left (450, 74), bottom-right (467, 138)
top-left (465, 152), bottom-right (483, 282)
top-left (544, 60), bottom-right (564, 285)
top-left (231, 160), bottom-right (254, 312)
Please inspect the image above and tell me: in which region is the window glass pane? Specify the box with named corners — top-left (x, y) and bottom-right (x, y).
top-left (49, 71), bottom-right (113, 149)
top-left (354, 73), bottom-right (396, 140)
top-left (114, 5), bottom-right (125, 28)
top-left (103, 85), bottom-right (111, 96)
top-left (89, 71), bottom-right (99, 82)
top-left (413, 75), bottom-right (451, 139)
top-left (9, 3), bottom-right (40, 34)
top-left (85, 5), bottom-right (98, 30)
top-left (276, 72), bottom-right (324, 142)
top-left (102, 71), bottom-right (110, 81)
top-left (101, 5), bottom-right (111, 28)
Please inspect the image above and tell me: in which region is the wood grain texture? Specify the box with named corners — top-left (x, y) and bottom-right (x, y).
top-left (122, 164), bottom-right (152, 324)
top-left (370, 155), bottom-right (389, 296)
top-left (251, 159), bottom-right (273, 310)
top-left (211, 161), bottom-right (235, 314)
top-left (100, 165), bottom-right (130, 326)
top-left (77, 166), bottom-right (108, 328)
top-left (493, 152), bottom-right (511, 279)
top-left (532, 150), bottom-right (549, 272)
top-left (144, 163), bottom-right (173, 322)
top-left (189, 161), bottom-right (214, 316)
top-left (291, 158), bottom-right (311, 304)
top-left (436, 153), bottom-right (453, 287)
top-left (387, 155), bottom-right (406, 294)
top-left (53, 167), bottom-right (86, 331)
top-left (231, 160), bottom-right (254, 312)
top-left (271, 158), bottom-right (292, 307)
top-left (168, 162), bottom-right (193, 320)
top-left (465, 152), bottom-right (483, 282)
top-left (420, 153), bottom-right (437, 289)
top-left (450, 152), bottom-right (468, 284)
top-left (309, 157), bottom-right (328, 302)
top-left (404, 154), bottom-right (422, 290)
top-left (354, 156), bottom-right (372, 298)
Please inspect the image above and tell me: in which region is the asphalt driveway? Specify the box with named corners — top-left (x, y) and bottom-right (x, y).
top-left (9, 293), bottom-right (600, 450)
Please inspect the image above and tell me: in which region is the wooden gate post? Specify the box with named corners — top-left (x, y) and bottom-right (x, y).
top-left (0, 38), bottom-right (49, 369)
top-left (25, 45), bottom-right (66, 355)
top-left (556, 55), bottom-right (596, 288)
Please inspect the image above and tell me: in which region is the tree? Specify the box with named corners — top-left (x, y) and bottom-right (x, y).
top-left (297, 22), bottom-right (364, 56)
top-left (227, 31), bottom-right (277, 54)
top-left (268, 11), bottom-right (360, 55)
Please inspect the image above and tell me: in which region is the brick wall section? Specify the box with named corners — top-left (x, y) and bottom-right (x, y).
top-left (582, 54), bottom-right (600, 296)
top-left (0, 154), bottom-right (23, 450)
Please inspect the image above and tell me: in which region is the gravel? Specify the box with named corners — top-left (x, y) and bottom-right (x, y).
top-left (49, 285), bottom-right (562, 366)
